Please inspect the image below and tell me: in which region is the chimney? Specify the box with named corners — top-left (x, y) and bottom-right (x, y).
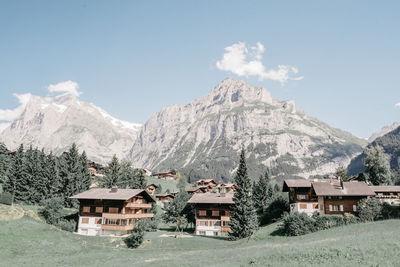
top-left (110, 186), bottom-right (118, 193)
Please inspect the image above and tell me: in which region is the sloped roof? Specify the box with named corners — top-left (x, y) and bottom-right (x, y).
top-left (282, 179), bottom-right (313, 192)
top-left (155, 193), bottom-right (175, 198)
top-left (370, 186), bottom-right (400, 193)
top-left (187, 193), bottom-right (234, 204)
top-left (312, 181), bottom-right (375, 196)
top-left (70, 188), bottom-right (155, 201)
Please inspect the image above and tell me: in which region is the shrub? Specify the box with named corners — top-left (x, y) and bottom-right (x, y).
top-left (280, 212), bottom-right (316, 236)
top-left (124, 223), bottom-right (145, 249)
top-left (57, 219), bottom-right (76, 232)
top-left (380, 202), bottom-right (400, 219)
top-left (356, 198), bottom-right (382, 222)
top-left (260, 194), bottom-right (290, 225)
top-left (0, 192), bottom-right (13, 205)
top-left (40, 197), bottom-right (65, 225)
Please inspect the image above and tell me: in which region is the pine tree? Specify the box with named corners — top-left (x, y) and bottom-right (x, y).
top-left (59, 143), bottom-right (82, 207)
top-left (78, 151), bottom-right (91, 192)
top-left (253, 171), bottom-right (273, 211)
top-left (100, 154), bottom-right (121, 188)
top-left (133, 168), bottom-right (146, 189)
top-left (45, 152), bottom-right (61, 199)
top-left (119, 160), bottom-right (137, 188)
top-left (229, 149), bottom-right (258, 240)
top-left (163, 175), bottom-right (190, 224)
top-left (4, 145), bottom-right (28, 204)
top-left (0, 142), bottom-right (10, 186)
top-left (365, 145), bottom-right (393, 185)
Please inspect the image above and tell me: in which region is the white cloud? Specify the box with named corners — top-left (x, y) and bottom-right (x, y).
top-left (0, 93), bottom-right (32, 122)
top-left (47, 80), bottom-right (81, 96)
top-left (216, 42), bottom-right (303, 84)
top-left (395, 102), bottom-right (400, 108)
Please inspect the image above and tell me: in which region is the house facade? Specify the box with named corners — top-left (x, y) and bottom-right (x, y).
top-left (196, 179), bottom-right (217, 188)
top-left (283, 179), bottom-right (320, 216)
top-left (70, 188), bottom-right (155, 236)
top-left (155, 193), bottom-right (175, 208)
top-left (370, 186), bottom-right (400, 206)
top-left (187, 193), bottom-right (234, 237)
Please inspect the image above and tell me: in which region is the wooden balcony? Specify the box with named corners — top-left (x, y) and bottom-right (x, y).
top-left (221, 226), bottom-right (231, 232)
top-left (125, 203), bottom-right (152, 209)
top-left (221, 216), bottom-right (230, 221)
top-left (101, 224), bottom-right (134, 231)
top-left (102, 213), bottom-right (154, 219)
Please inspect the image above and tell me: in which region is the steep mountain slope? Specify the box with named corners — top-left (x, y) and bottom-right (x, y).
top-left (348, 125), bottom-right (400, 179)
top-left (0, 93), bottom-right (141, 163)
top-left (130, 78), bottom-right (366, 182)
top-left (368, 122), bottom-right (400, 142)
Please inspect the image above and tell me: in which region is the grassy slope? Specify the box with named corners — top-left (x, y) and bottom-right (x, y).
top-left (1, 214), bottom-right (400, 267)
top-left (146, 176), bottom-right (181, 193)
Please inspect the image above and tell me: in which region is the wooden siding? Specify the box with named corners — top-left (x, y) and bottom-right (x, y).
top-left (323, 196), bottom-right (366, 215)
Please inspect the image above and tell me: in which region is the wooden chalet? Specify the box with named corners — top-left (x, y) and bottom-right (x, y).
top-left (283, 179), bottom-right (320, 216)
top-left (187, 192), bottom-right (234, 237)
top-left (153, 171), bottom-right (176, 180)
top-left (146, 183), bottom-right (158, 196)
top-left (155, 193), bottom-right (175, 208)
top-left (311, 181), bottom-right (375, 215)
top-left (196, 179), bottom-right (217, 188)
top-left (370, 186), bottom-right (400, 206)
top-left (216, 183), bottom-right (236, 193)
top-left (186, 187), bottom-right (207, 194)
top-left (70, 188), bottom-right (155, 236)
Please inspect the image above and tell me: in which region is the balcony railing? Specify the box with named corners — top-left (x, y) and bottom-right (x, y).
top-left (221, 216), bottom-right (230, 221)
top-left (125, 203), bottom-right (152, 209)
top-left (102, 213), bottom-right (154, 219)
top-left (101, 224), bottom-right (134, 231)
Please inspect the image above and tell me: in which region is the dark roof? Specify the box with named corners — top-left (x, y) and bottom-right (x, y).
top-left (155, 193), bottom-right (175, 198)
top-left (282, 179), bottom-right (313, 192)
top-left (185, 187), bottom-right (206, 193)
top-left (370, 186), bottom-right (400, 193)
top-left (312, 181), bottom-right (375, 196)
top-left (187, 193), bottom-right (234, 204)
top-left (70, 188), bottom-right (155, 202)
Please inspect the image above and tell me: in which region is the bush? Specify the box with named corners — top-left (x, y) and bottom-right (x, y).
top-left (356, 198), bottom-right (382, 222)
top-left (57, 219), bottom-right (76, 232)
top-left (124, 223), bottom-right (145, 249)
top-left (280, 212), bottom-right (359, 236)
top-left (40, 197), bottom-right (65, 225)
top-left (260, 194), bottom-right (290, 225)
top-left (280, 212), bottom-right (316, 236)
top-left (0, 192), bottom-right (13, 205)
top-left (380, 202), bottom-right (400, 219)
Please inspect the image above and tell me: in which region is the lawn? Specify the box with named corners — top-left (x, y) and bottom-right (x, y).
top-left (146, 176), bottom-right (184, 193)
top-left (1, 209), bottom-right (400, 267)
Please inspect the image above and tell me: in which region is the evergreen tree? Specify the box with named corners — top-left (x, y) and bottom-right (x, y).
top-left (4, 145), bottom-right (28, 204)
top-left (253, 171), bottom-right (273, 212)
top-left (365, 145), bottom-right (393, 185)
top-left (100, 154), bottom-right (121, 188)
top-left (163, 175), bottom-right (190, 224)
top-left (119, 160), bottom-right (136, 188)
top-left (45, 152), bottom-right (62, 199)
top-left (59, 143), bottom-right (82, 207)
top-left (133, 168), bottom-right (147, 189)
top-left (0, 142), bottom-right (10, 186)
top-left (78, 151), bottom-right (91, 192)
top-left (229, 149), bottom-right (258, 240)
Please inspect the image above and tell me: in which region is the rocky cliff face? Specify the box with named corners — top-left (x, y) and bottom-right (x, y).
top-left (0, 93), bottom-right (141, 163)
top-left (130, 78), bottom-right (366, 182)
top-left (368, 122), bottom-right (400, 143)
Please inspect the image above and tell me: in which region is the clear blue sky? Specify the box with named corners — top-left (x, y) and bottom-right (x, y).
top-left (0, 0), bottom-right (399, 138)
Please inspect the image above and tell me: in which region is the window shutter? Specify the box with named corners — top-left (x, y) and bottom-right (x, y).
top-left (340, 205), bottom-right (343, 212)
top-left (82, 206), bottom-right (90, 213)
top-left (329, 205), bottom-right (333, 211)
top-left (95, 207), bottom-right (103, 213)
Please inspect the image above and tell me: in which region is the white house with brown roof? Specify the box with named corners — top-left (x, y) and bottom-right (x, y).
top-left (187, 193), bottom-right (234, 237)
top-left (70, 188), bottom-right (155, 236)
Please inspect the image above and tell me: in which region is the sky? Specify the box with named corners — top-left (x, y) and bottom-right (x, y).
top-left (0, 0), bottom-right (399, 138)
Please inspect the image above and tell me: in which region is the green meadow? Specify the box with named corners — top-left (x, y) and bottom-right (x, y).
top-left (1, 204), bottom-right (400, 267)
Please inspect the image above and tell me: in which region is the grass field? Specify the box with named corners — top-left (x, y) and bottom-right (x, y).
top-left (146, 176), bottom-right (183, 193)
top-left (1, 206), bottom-right (400, 267)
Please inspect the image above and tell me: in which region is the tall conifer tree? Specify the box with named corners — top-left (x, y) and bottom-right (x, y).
top-left (59, 143), bottom-right (82, 207)
top-left (4, 145), bottom-right (28, 204)
top-left (253, 171), bottom-right (273, 212)
top-left (100, 154), bottom-right (121, 188)
top-left (229, 149), bottom-right (258, 240)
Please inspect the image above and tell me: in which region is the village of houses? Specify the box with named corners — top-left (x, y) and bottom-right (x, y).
top-left (72, 164), bottom-right (400, 237)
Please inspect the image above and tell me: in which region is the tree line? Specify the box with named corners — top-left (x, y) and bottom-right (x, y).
top-left (0, 143), bottom-right (91, 207)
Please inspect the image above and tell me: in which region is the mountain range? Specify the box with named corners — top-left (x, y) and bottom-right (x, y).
top-left (0, 78), bottom-right (369, 181)
top-left (0, 93), bottom-right (141, 163)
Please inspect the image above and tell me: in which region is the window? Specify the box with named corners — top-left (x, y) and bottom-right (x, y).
top-left (299, 203), bottom-right (307, 209)
top-left (199, 231), bottom-right (206, 235)
top-left (212, 210), bottom-right (219, 216)
top-left (82, 206), bottom-right (90, 213)
top-left (214, 232), bottom-right (219, 236)
top-left (353, 205), bottom-right (357, 212)
top-left (199, 220), bottom-right (207, 226)
top-left (198, 210), bottom-right (206, 216)
top-left (109, 207), bottom-right (119, 214)
top-left (338, 196), bottom-right (342, 199)
top-left (81, 218), bottom-right (89, 224)
top-left (95, 207), bottom-right (103, 213)
top-left (107, 219), bottom-right (118, 225)
top-left (329, 205), bottom-right (343, 211)
top-left (297, 194), bottom-right (307, 200)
